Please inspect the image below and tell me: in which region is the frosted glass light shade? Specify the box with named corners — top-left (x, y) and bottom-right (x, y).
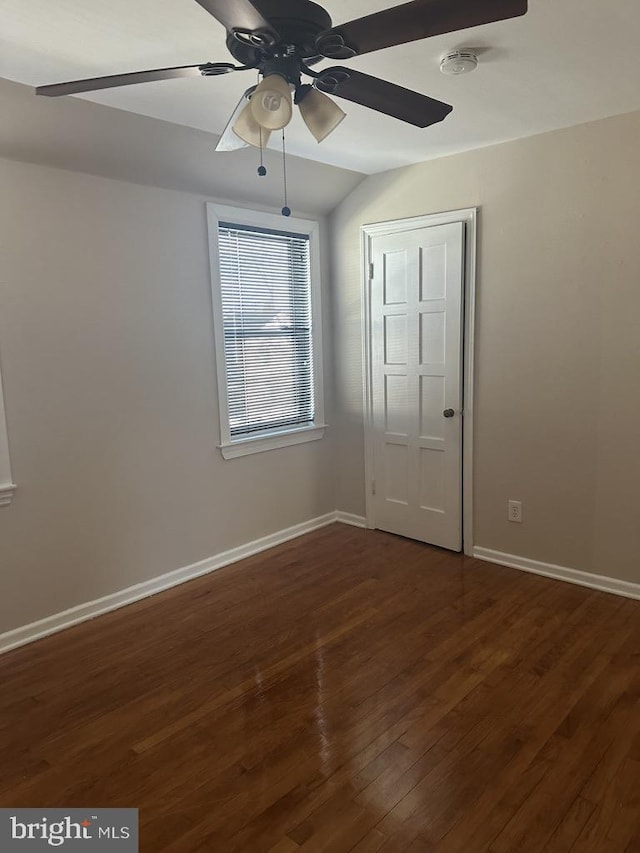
top-left (299, 88), bottom-right (346, 142)
top-left (250, 74), bottom-right (293, 131)
top-left (216, 87), bottom-right (254, 152)
top-left (232, 101), bottom-right (272, 148)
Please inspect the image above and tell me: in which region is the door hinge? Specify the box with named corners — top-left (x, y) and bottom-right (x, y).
top-left (371, 479), bottom-right (376, 495)
top-left (368, 262), bottom-right (374, 279)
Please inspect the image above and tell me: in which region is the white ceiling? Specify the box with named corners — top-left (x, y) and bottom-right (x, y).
top-left (1, 0), bottom-right (639, 174)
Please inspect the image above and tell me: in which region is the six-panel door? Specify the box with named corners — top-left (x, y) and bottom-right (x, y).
top-left (370, 221), bottom-right (464, 551)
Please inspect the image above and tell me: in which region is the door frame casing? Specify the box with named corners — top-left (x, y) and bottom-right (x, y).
top-left (361, 207), bottom-right (478, 556)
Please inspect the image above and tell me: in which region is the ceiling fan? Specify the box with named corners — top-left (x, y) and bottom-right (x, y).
top-left (36, 0), bottom-right (528, 151)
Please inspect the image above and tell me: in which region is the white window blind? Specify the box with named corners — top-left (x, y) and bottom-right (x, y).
top-left (218, 222), bottom-right (315, 439)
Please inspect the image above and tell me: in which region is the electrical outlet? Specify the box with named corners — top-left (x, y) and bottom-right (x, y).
top-left (508, 500), bottom-right (522, 523)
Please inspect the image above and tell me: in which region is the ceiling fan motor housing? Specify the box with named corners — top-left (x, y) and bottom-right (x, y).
top-left (226, 0), bottom-right (332, 67)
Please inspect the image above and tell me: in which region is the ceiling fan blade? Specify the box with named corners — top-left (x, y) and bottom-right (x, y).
top-left (316, 0), bottom-right (527, 59)
top-left (316, 68), bottom-right (452, 128)
top-left (36, 62), bottom-right (236, 97)
top-left (215, 87), bottom-right (257, 151)
top-left (192, 0), bottom-right (279, 44)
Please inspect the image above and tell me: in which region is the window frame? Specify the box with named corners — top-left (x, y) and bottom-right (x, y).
top-left (206, 203), bottom-right (325, 459)
top-left (0, 360), bottom-right (15, 506)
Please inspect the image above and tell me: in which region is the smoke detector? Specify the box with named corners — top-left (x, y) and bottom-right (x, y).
top-left (440, 50), bottom-right (479, 76)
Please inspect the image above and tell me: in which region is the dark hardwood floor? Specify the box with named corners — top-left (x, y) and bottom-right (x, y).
top-left (1, 524), bottom-right (639, 851)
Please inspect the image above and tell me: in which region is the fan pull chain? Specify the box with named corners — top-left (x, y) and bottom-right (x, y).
top-left (256, 70), bottom-right (267, 177)
top-left (257, 126), bottom-right (267, 177)
top-left (281, 129), bottom-right (291, 217)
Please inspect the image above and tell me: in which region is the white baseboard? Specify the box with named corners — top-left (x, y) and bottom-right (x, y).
top-left (473, 547), bottom-right (640, 601)
top-left (334, 511), bottom-right (367, 528)
top-left (0, 511), bottom-right (362, 656)
top-left (6, 524), bottom-right (635, 657)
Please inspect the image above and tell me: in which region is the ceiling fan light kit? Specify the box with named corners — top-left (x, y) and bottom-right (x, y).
top-left (249, 72), bottom-right (293, 130)
top-left (297, 85), bottom-right (347, 143)
top-left (215, 86), bottom-right (255, 151)
top-left (232, 99), bottom-right (272, 148)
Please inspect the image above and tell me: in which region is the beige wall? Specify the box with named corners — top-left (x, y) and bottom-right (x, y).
top-left (0, 156), bottom-right (337, 634)
top-left (331, 109), bottom-right (640, 585)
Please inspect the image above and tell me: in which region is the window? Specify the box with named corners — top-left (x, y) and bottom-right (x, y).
top-left (206, 204), bottom-right (325, 458)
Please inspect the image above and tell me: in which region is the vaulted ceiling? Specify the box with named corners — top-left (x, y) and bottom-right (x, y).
top-left (2, 0), bottom-right (640, 173)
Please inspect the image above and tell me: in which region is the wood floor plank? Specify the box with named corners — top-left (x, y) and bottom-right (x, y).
top-left (0, 524), bottom-right (638, 852)
top-left (542, 795), bottom-right (596, 852)
top-left (349, 828), bottom-right (387, 852)
top-left (267, 839), bottom-right (300, 853)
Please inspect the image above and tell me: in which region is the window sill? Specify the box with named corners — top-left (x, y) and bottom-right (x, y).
top-left (219, 424), bottom-right (327, 459)
top-left (0, 483), bottom-right (16, 507)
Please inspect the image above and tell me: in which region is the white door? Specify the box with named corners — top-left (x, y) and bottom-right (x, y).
top-left (370, 221), bottom-right (464, 550)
